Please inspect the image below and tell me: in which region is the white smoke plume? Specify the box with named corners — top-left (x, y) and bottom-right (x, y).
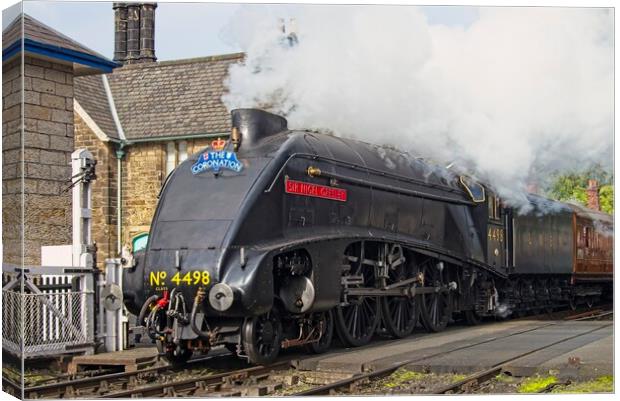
top-left (222, 6), bottom-right (613, 212)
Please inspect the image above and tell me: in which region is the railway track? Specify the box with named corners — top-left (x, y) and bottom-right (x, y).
top-left (99, 360), bottom-right (293, 398)
top-left (2, 307), bottom-right (611, 398)
top-left (431, 322), bottom-right (612, 394)
top-left (2, 352), bottom-right (301, 399)
top-left (291, 312), bottom-right (613, 396)
top-left (3, 352), bottom-right (234, 399)
top-left (564, 308), bottom-right (613, 321)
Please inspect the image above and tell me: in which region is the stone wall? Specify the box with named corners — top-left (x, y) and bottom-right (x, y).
top-left (20, 56), bottom-right (75, 265)
top-left (121, 142), bottom-right (164, 244)
top-left (3, 56), bottom-right (75, 265)
top-left (2, 58), bottom-right (23, 264)
top-left (74, 113), bottom-right (118, 267)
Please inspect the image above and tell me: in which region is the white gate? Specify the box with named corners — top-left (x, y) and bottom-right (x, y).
top-left (2, 265), bottom-right (96, 358)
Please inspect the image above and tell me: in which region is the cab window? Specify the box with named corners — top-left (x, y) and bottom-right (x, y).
top-left (460, 176), bottom-right (486, 203)
top-left (132, 233), bottom-right (149, 252)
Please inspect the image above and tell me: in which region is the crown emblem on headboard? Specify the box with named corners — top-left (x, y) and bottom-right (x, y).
top-left (211, 138), bottom-right (227, 151)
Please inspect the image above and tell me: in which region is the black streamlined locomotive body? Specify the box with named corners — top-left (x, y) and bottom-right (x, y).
top-left (123, 109), bottom-right (612, 365)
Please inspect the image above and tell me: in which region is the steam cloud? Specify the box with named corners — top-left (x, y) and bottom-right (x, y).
top-left (222, 6), bottom-right (613, 212)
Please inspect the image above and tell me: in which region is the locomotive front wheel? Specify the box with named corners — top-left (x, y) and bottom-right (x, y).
top-left (420, 262), bottom-right (452, 332)
top-left (305, 310), bottom-right (334, 354)
top-left (242, 309), bottom-right (282, 365)
top-left (380, 249), bottom-right (418, 338)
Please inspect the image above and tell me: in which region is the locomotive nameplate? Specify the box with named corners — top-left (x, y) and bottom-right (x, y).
top-left (285, 178), bottom-right (347, 202)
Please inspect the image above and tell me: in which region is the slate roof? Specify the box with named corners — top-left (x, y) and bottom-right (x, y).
top-left (74, 75), bottom-right (120, 140)
top-left (3, 13), bottom-right (110, 60)
top-left (74, 53), bottom-right (244, 141)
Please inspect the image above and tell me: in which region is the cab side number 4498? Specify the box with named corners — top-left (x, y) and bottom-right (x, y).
top-left (171, 271), bottom-right (211, 286)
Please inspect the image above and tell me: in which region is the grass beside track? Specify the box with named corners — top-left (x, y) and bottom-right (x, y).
top-left (551, 375), bottom-right (613, 393)
top-left (517, 375), bottom-right (558, 393)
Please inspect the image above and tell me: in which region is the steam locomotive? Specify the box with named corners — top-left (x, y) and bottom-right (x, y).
top-left (122, 109), bottom-right (613, 365)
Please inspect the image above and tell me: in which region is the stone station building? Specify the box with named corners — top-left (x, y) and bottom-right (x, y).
top-left (74, 51), bottom-right (242, 266)
top-left (3, 6), bottom-right (245, 269)
top-left (2, 14), bottom-right (117, 265)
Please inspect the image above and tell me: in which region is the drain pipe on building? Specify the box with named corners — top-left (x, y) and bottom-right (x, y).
top-left (103, 74), bottom-right (127, 255)
top-left (115, 145), bottom-right (125, 254)
top-left (101, 75), bottom-right (131, 351)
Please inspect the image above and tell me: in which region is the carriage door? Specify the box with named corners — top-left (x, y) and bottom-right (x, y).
top-left (486, 193), bottom-right (506, 268)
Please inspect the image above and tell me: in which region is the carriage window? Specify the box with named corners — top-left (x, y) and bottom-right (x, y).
top-left (487, 195), bottom-right (502, 220)
top-left (460, 176), bottom-right (486, 203)
top-left (584, 226), bottom-right (591, 248)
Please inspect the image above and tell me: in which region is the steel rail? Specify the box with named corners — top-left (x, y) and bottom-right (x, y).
top-left (573, 310), bottom-right (613, 321)
top-left (564, 309), bottom-right (603, 320)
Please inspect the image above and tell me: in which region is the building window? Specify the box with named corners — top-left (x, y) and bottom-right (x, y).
top-left (166, 141), bottom-right (176, 176)
top-left (179, 140), bottom-right (188, 162)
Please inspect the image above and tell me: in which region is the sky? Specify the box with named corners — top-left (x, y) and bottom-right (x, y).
top-left (3, 1), bottom-right (480, 61)
top-left (0, 1), bottom-right (613, 210)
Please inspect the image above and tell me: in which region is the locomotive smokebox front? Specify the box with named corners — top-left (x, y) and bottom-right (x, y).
top-left (123, 109), bottom-right (292, 323)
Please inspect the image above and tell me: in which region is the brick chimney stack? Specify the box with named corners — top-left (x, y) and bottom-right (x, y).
top-left (586, 179), bottom-right (600, 211)
top-left (526, 182), bottom-right (539, 194)
top-left (113, 2), bottom-right (157, 64)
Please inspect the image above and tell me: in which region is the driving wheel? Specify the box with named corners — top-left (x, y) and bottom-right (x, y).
top-left (419, 261), bottom-right (452, 332)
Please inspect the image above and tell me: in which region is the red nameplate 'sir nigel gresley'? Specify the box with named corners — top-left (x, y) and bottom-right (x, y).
top-left (285, 179), bottom-right (347, 202)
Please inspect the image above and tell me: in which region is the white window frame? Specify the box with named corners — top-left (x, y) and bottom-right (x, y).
top-left (178, 140), bottom-right (188, 163)
top-left (166, 141), bottom-right (176, 176)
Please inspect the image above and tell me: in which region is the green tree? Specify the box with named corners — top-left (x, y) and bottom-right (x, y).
top-left (546, 166), bottom-right (613, 214)
top-left (599, 185), bottom-right (614, 214)
top-left (547, 174), bottom-right (588, 205)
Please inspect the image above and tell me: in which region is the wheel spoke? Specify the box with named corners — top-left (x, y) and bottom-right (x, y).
top-left (352, 305), bottom-right (359, 337)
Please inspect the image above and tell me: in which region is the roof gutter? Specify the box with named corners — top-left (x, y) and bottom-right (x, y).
top-left (123, 132), bottom-right (229, 145)
top-left (3, 38), bottom-right (119, 72)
